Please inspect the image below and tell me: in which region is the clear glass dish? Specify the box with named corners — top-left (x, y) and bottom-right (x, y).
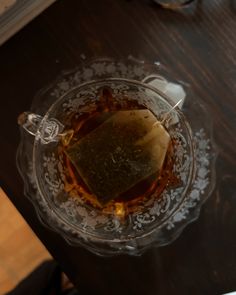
top-left (16, 58), bottom-right (217, 256)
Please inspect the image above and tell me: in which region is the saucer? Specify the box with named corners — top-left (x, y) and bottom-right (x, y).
top-left (17, 57), bottom-right (217, 255)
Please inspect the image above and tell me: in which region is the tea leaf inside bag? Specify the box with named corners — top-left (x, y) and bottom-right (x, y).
top-left (65, 110), bottom-right (170, 205)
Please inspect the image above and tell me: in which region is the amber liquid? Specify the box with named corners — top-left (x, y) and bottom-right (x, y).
top-left (59, 87), bottom-right (179, 218)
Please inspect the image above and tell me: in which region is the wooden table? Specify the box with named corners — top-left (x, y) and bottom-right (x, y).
top-left (1, 0), bottom-right (236, 294)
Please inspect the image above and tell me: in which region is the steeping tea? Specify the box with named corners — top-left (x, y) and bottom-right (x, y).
top-left (60, 87), bottom-right (178, 218)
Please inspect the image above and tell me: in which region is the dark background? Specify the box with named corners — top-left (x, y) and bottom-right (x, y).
top-left (0, 0), bottom-right (236, 294)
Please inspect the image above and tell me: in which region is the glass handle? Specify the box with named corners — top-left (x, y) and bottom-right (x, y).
top-left (18, 112), bottom-right (64, 144)
top-left (143, 74), bottom-right (186, 110)
top-left (18, 112), bottom-right (42, 136)
top-left (142, 74), bottom-right (168, 85)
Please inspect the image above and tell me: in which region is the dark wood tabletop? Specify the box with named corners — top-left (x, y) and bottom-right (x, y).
top-left (1, 0), bottom-right (236, 294)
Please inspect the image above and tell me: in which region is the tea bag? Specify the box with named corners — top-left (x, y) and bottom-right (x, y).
top-left (65, 110), bottom-right (170, 205)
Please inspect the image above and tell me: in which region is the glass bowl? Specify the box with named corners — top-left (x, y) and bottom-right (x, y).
top-left (17, 58), bottom-right (217, 256)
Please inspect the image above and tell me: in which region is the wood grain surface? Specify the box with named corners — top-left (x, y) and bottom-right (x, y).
top-left (0, 0), bottom-right (236, 294)
top-left (0, 189), bottom-right (51, 294)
